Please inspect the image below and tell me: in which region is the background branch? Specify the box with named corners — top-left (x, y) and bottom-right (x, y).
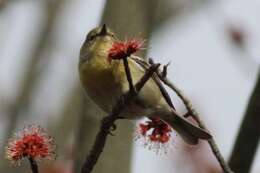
top-left (1, 1), bottom-right (64, 172)
top-left (3, 0), bottom-right (63, 147)
top-left (228, 71), bottom-right (260, 173)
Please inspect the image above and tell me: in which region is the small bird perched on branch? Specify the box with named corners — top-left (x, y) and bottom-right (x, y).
top-left (78, 25), bottom-right (211, 145)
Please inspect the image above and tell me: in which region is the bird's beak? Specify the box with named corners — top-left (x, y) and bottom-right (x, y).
top-left (99, 24), bottom-right (108, 36)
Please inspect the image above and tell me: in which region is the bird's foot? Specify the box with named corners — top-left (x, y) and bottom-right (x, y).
top-left (108, 123), bottom-right (117, 136)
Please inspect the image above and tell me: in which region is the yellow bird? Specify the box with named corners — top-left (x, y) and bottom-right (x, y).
top-left (78, 25), bottom-right (211, 145)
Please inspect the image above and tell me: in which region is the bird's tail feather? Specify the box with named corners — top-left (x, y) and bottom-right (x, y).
top-left (162, 114), bottom-right (211, 145)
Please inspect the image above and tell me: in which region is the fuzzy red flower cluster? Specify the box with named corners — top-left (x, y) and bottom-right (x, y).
top-left (6, 125), bottom-right (55, 164)
top-left (139, 118), bottom-right (172, 143)
top-left (108, 38), bottom-right (144, 63)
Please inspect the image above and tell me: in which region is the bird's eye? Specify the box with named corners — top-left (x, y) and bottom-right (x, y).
top-left (87, 35), bottom-right (95, 41)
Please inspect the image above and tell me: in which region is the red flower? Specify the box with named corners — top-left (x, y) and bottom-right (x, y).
top-left (6, 125), bottom-right (55, 164)
top-left (139, 118), bottom-right (172, 144)
top-left (108, 38), bottom-right (144, 63)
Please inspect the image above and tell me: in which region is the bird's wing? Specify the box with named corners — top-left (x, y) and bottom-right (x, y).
top-left (128, 56), bottom-right (175, 110)
top-left (128, 58), bottom-right (164, 109)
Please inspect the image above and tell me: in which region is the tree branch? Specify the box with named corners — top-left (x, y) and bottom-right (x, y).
top-left (228, 71), bottom-right (260, 173)
top-left (132, 56), bottom-right (234, 173)
top-left (28, 158), bottom-right (38, 173)
top-left (157, 69), bottom-right (233, 173)
top-left (80, 63), bottom-right (160, 173)
top-left (123, 57), bottom-right (135, 92)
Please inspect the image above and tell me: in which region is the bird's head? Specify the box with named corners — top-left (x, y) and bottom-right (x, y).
top-left (80, 24), bottom-right (116, 63)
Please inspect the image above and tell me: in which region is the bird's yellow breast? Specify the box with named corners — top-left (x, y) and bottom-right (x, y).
top-left (79, 54), bottom-right (126, 112)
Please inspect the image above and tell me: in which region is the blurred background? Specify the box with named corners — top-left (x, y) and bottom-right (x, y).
top-left (0, 0), bottom-right (259, 172)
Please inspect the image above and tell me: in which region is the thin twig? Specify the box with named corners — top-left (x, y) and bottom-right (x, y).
top-left (28, 157), bottom-right (38, 173)
top-left (80, 64), bottom-right (160, 173)
top-left (123, 57), bottom-right (135, 92)
top-left (131, 56), bottom-right (234, 173)
top-left (152, 75), bottom-right (175, 110)
top-left (158, 73), bottom-right (234, 173)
